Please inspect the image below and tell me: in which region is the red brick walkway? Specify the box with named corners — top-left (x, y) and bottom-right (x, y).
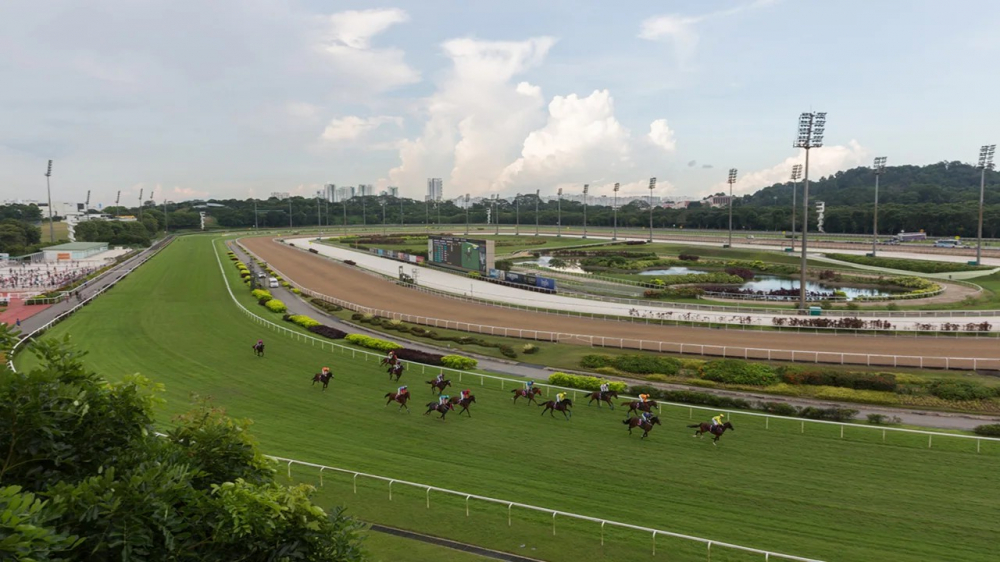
top-left (0, 299), bottom-right (52, 328)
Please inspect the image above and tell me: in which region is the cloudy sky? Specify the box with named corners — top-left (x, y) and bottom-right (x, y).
top-left (2, 0), bottom-right (999, 206)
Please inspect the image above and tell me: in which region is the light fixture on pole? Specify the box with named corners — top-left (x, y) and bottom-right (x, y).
top-left (343, 199), bottom-right (348, 235)
top-left (793, 111), bottom-right (827, 309)
top-left (582, 184), bottom-right (589, 239)
top-left (380, 197), bottom-right (387, 236)
top-left (424, 196), bottom-right (429, 232)
top-left (977, 144), bottom-right (996, 265)
top-left (400, 197), bottom-right (404, 228)
top-left (44, 160), bottom-right (54, 242)
top-left (790, 164), bottom-right (802, 250)
top-left (613, 182), bottom-right (620, 241)
top-left (727, 169), bottom-right (738, 247)
top-left (465, 193), bottom-right (470, 235)
top-left (648, 177), bottom-right (657, 242)
top-left (361, 195), bottom-right (366, 227)
top-left (535, 189), bottom-right (540, 236)
top-left (254, 199), bottom-right (259, 230)
top-left (515, 193), bottom-right (520, 235)
top-left (288, 198), bottom-right (293, 228)
top-left (557, 188), bottom-right (563, 237)
top-left (871, 156), bottom-right (887, 257)
top-left (494, 195), bottom-right (500, 235)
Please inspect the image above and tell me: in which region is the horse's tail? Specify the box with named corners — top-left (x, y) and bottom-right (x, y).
top-left (622, 418), bottom-right (631, 425)
top-left (687, 424), bottom-right (702, 428)
top-left (384, 393), bottom-right (392, 398)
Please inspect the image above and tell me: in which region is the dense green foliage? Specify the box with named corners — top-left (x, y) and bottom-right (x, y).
top-left (778, 367), bottom-right (898, 392)
top-left (826, 253), bottom-right (990, 273)
top-left (343, 334), bottom-right (403, 352)
top-left (973, 424), bottom-right (1000, 437)
top-left (73, 220), bottom-right (153, 246)
top-left (547, 372), bottom-right (628, 393)
top-left (440, 355), bottom-right (478, 370)
top-left (700, 360), bottom-right (780, 386)
top-left (581, 354), bottom-right (680, 376)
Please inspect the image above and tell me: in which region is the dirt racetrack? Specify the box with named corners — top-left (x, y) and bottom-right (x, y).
top-left (242, 237), bottom-right (1000, 370)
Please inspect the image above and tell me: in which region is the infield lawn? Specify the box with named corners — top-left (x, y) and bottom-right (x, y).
top-left (15, 235), bottom-right (1000, 562)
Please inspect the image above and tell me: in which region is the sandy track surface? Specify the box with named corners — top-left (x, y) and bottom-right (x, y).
top-left (242, 237), bottom-right (1000, 369)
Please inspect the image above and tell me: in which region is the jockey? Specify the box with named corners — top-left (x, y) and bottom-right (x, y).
top-left (439, 394), bottom-right (450, 406)
top-left (322, 367), bottom-right (330, 375)
top-left (386, 350), bottom-right (397, 363)
top-left (435, 371), bottom-right (445, 384)
top-left (599, 382), bottom-right (609, 396)
top-left (638, 393), bottom-right (650, 403)
top-left (525, 380), bottom-right (535, 393)
top-left (397, 385), bottom-right (408, 396)
top-left (711, 413), bottom-right (725, 429)
top-left (555, 391), bottom-right (566, 404)
top-left (460, 389), bottom-right (470, 401)
top-left (641, 411), bottom-right (653, 424)
top-left (257, 339), bottom-right (263, 346)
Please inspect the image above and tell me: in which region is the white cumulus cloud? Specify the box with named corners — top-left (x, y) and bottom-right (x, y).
top-left (320, 115), bottom-right (402, 143)
top-left (320, 8), bottom-right (419, 93)
top-left (647, 119), bottom-right (677, 152)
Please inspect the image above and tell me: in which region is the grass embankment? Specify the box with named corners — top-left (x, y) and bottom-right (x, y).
top-left (363, 533), bottom-right (489, 562)
top-left (15, 235), bottom-right (1000, 562)
top-left (825, 254), bottom-right (992, 274)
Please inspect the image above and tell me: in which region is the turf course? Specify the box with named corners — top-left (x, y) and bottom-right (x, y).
top-left (15, 235), bottom-right (1000, 562)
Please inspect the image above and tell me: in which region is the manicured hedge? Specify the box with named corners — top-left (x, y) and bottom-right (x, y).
top-left (778, 367), bottom-right (897, 392)
top-left (307, 325), bottom-right (348, 340)
top-left (827, 253), bottom-right (989, 273)
top-left (441, 355), bottom-right (478, 370)
top-left (251, 289), bottom-right (272, 304)
top-left (344, 334), bottom-right (402, 352)
top-left (700, 360), bottom-right (779, 386)
top-left (548, 372), bottom-right (627, 393)
top-left (973, 424), bottom-right (1000, 437)
top-left (285, 314), bottom-right (321, 328)
top-left (581, 354), bottom-right (680, 376)
top-left (264, 299), bottom-right (287, 313)
top-left (396, 348), bottom-right (444, 365)
top-left (928, 380), bottom-right (997, 401)
top-left (310, 298), bottom-right (344, 313)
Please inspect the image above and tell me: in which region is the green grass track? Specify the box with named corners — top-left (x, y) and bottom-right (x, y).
top-left (15, 235), bottom-right (1000, 562)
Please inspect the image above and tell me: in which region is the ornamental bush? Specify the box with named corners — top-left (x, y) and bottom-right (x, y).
top-left (344, 334), bottom-right (402, 352)
top-left (973, 424), bottom-right (1000, 437)
top-left (264, 299), bottom-right (286, 313)
top-left (700, 360), bottom-right (779, 386)
top-left (778, 367), bottom-right (897, 392)
top-left (547, 372), bottom-right (627, 392)
top-left (251, 289), bottom-right (272, 304)
top-left (928, 379), bottom-right (997, 401)
top-left (306, 325), bottom-right (348, 340)
top-left (285, 314), bottom-right (320, 328)
top-left (441, 355), bottom-right (478, 370)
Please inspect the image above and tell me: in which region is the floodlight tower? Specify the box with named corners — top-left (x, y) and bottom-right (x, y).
top-left (727, 169), bottom-right (738, 247)
top-left (380, 197), bottom-right (387, 236)
top-left (613, 182), bottom-right (620, 241)
top-left (582, 184), bottom-right (589, 239)
top-left (790, 164), bottom-right (802, 250)
top-left (871, 156), bottom-right (887, 256)
top-left (44, 160), bottom-right (54, 242)
top-left (465, 193), bottom-right (471, 235)
top-left (977, 144), bottom-right (996, 265)
top-left (515, 193), bottom-right (520, 235)
top-left (648, 177), bottom-right (657, 242)
top-left (557, 188), bottom-right (563, 237)
top-left (534, 189), bottom-right (540, 236)
top-left (494, 194), bottom-right (500, 235)
top-left (139, 188), bottom-right (144, 222)
top-left (793, 111), bottom-right (827, 310)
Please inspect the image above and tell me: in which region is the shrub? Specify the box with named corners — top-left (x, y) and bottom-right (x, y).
top-left (548, 373), bottom-right (627, 392)
top-left (678, 254), bottom-right (699, 261)
top-left (395, 348), bottom-right (444, 365)
top-left (797, 407), bottom-right (859, 422)
top-left (310, 298), bottom-right (343, 313)
top-left (866, 413), bottom-right (901, 425)
top-left (251, 289), bottom-right (272, 304)
top-left (344, 260), bottom-right (356, 266)
top-left (307, 325), bottom-right (347, 339)
top-left (344, 334), bottom-right (402, 352)
top-left (350, 312), bottom-right (364, 321)
top-left (928, 380), bottom-right (997, 401)
top-left (291, 288), bottom-right (301, 295)
top-left (973, 424), bottom-right (1000, 437)
top-left (657, 389), bottom-right (753, 410)
top-left (264, 299), bottom-right (287, 313)
top-left (700, 360), bottom-right (779, 386)
top-left (309, 248), bottom-right (319, 254)
top-left (644, 374), bottom-right (671, 382)
top-left (281, 281), bottom-right (291, 288)
top-left (285, 314), bottom-right (321, 328)
top-left (498, 344), bottom-right (517, 358)
top-left (778, 367), bottom-right (897, 392)
top-left (522, 344), bottom-right (539, 354)
top-left (441, 355), bottom-right (478, 370)
top-left (724, 266), bottom-right (755, 281)
top-left (611, 355), bottom-right (680, 376)
top-left (758, 402), bottom-right (798, 416)
top-left (826, 253), bottom-right (989, 273)
top-left (668, 286), bottom-right (705, 298)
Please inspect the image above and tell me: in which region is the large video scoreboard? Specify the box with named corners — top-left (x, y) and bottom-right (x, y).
top-left (427, 236), bottom-right (495, 273)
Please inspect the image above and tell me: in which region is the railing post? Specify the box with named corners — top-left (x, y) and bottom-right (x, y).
top-left (600, 521), bottom-right (605, 546)
top-left (466, 495), bottom-right (470, 516)
top-left (552, 512), bottom-right (557, 535)
top-left (319, 467), bottom-right (324, 486)
top-left (353, 473), bottom-right (358, 494)
top-left (287, 461), bottom-right (292, 478)
top-left (652, 531), bottom-right (656, 556)
top-left (426, 487), bottom-right (431, 508)
top-left (508, 503), bottom-right (513, 527)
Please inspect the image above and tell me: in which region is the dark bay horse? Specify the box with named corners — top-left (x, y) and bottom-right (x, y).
top-left (621, 400), bottom-right (657, 417)
top-left (312, 371), bottom-right (332, 390)
top-left (688, 421), bottom-right (735, 445)
top-left (424, 402), bottom-right (454, 420)
top-left (252, 342), bottom-right (265, 357)
top-left (380, 356), bottom-right (397, 368)
top-left (539, 399), bottom-right (573, 420)
top-left (511, 387), bottom-right (542, 405)
top-left (388, 362), bottom-right (405, 382)
top-left (623, 415), bottom-right (661, 439)
top-left (426, 379), bottom-right (451, 394)
top-left (385, 391), bottom-right (411, 413)
top-left (586, 390), bottom-right (618, 409)
top-left (450, 395), bottom-right (476, 417)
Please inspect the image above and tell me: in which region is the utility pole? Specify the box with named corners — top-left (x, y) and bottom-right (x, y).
top-left (254, 199), bottom-right (259, 229)
top-left (114, 190), bottom-right (121, 218)
top-left (343, 199), bottom-right (348, 236)
top-left (794, 111), bottom-right (827, 309)
top-left (557, 188), bottom-right (562, 237)
top-left (613, 182), bottom-right (620, 241)
top-left (535, 189), bottom-right (540, 236)
top-left (465, 194), bottom-right (471, 235)
top-left (515, 193), bottom-right (520, 235)
top-left (790, 165), bottom-right (802, 250)
top-left (138, 188), bottom-right (144, 223)
top-left (44, 160), bottom-right (54, 242)
top-left (494, 195), bottom-right (500, 235)
top-left (582, 184), bottom-right (589, 239)
top-left (381, 197), bottom-right (387, 236)
top-left (727, 169), bottom-right (738, 247)
top-left (871, 156), bottom-right (887, 256)
top-left (977, 145), bottom-right (996, 265)
top-left (163, 198), bottom-right (168, 233)
top-left (648, 178), bottom-right (657, 242)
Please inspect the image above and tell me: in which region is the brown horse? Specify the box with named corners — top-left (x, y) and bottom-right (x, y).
top-left (387, 362), bottom-right (405, 382)
top-left (424, 402), bottom-right (454, 420)
top-left (511, 387), bottom-right (542, 405)
top-left (426, 379), bottom-right (451, 394)
top-left (384, 391), bottom-right (411, 413)
top-left (688, 421), bottom-right (735, 445)
top-left (621, 400), bottom-right (658, 417)
top-left (379, 356), bottom-right (397, 368)
top-left (312, 371), bottom-right (333, 390)
top-left (586, 390), bottom-right (618, 409)
top-left (622, 415), bottom-right (661, 439)
top-left (539, 399), bottom-right (573, 420)
top-left (252, 342), bottom-right (265, 357)
top-left (450, 395), bottom-right (476, 417)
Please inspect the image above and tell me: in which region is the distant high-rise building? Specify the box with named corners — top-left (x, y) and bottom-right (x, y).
top-left (388, 186), bottom-right (399, 197)
top-left (357, 184), bottom-right (374, 197)
top-left (270, 192), bottom-right (290, 200)
top-left (427, 178), bottom-right (443, 202)
top-left (324, 184), bottom-right (336, 203)
top-left (334, 186), bottom-right (354, 202)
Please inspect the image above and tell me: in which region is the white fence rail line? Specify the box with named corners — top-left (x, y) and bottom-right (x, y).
top-left (226, 241), bottom-right (1000, 452)
top-left (7, 240), bottom-right (172, 372)
top-left (269, 455), bottom-right (825, 562)
top-left (239, 240), bottom-right (1000, 372)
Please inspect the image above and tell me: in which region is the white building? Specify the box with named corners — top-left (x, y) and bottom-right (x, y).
top-left (334, 186), bottom-right (354, 202)
top-left (427, 178), bottom-right (443, 202)
top-left (323, 184), bottom-right (336, 202)
top-left (387, 186), bottom-right (399, 197)
top-left (357, 184), bottom-right (374, 197)
top-left (270, 192), bottom-right (290, 200)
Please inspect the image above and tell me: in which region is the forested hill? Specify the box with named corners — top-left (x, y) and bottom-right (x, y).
top-left (744, 161), bottom-right (999, 207)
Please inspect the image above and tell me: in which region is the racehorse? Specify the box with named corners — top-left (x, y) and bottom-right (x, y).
top-left (423, 402), bottom-right (454, 420)
top-left (384, 391), bottom-right (411, 413)
top-left (312, 371), bottom-right (333, 390)
top-left (688, 421), bottom-right (735, 445)
top-left (387, 362), bottom-right (405, 382)
top-left (586, 389), bottom-right (618, 409)
top-left (621, 400), bottom-right (657, 417)
top-left (379, 356), bottom-right (397, 368)
top-left (539, 399), bottom-right (573, 420)
top-left (426, 378), bottom-right (451, 394)
top-left (450, 395), bottom-right (476, 417)
top-left (511, 387), bottom-right (542, 405)
top-left (622, 415), bottom-right (661, 439)
top-left (252, 342), bottom-right (265, 357)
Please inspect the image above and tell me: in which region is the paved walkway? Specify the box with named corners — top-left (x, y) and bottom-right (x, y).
top-left (0, 300), bottom-right (52, 327)
top-left (810, 255), bottom-right (1000, 280)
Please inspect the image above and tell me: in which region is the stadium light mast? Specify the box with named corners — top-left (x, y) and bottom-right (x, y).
top-left (794, 111), bottom-right (827, 310)
top-left (535, 189), bottom-right (540, 236)
top-left (582, 184), bottom-right (589, 239)
top-left (288, 197), bottom-right (293, 228)
top-left (613, 182), bottom-right (620, 241)
top-left (871, 156), bottom-right (887, 256)
top-left (515, 193), bottom-right (520, 235)
top-left (727, 169), bottom-right (738, 247)
top-left (44, 160), bottom-right (54, 242)
top-left (790, 164), bottom-right (802, 250)
top-left (494, 194), bottom-right (500, 235)
top-left (977, 144), bottom-right (996, 265)
top-left (648, 177), bottom-right (657, 242)
top-left (464, 193), bottom-right (470, 235)
top-left (343, 198), bottom-right (348, 236)
top-left (557, 188), bottom-right (563, 237)
top-left (380, 197), bottom-right (387, 236)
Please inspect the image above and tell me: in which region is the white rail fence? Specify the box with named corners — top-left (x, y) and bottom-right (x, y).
top-left (225, 241), bottom-right (1000, 452)
top-left (269, 455), bottom-right (824, 562)
top-left (238, 240), bottom-right (1000, 371)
